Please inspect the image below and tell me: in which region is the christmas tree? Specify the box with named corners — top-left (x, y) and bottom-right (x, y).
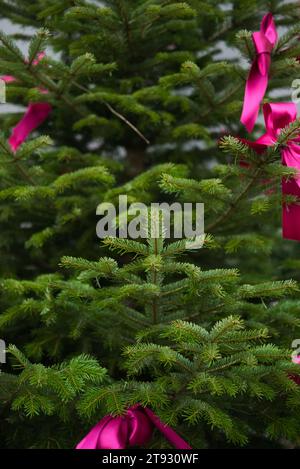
top-left (1, 0), bottom-right (300, 449)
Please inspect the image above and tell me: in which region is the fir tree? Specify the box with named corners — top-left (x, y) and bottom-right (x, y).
top-left (0, 0), bottom-right (300, 449)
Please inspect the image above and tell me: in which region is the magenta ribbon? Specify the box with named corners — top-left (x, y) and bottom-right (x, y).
top-left (240, 13), bottom-right (278, 132)
top-left (242, 102), bottom-right (300, 242)
top-left (2, 52), bottom-right (52, 152)
top-left (76, 405), bottom-right (192, 450)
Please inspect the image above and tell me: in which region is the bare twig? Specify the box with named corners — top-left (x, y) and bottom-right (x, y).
top-left (73, 81), bottom-right (150, 144)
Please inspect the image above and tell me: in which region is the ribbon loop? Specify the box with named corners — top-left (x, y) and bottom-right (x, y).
top-left (253, 31), bottom-right (274, 56)
top-left (260, 13), bottom-right (278, 46)
top-left (240, 13), bottom-right (278, 132)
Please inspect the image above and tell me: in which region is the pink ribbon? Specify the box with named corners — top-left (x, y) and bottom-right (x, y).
top-left (7, 102), bottom-right (52, 152)
top-left (242, 102), bottom-right (300, 241)
top-left (2, 52), bottom-right (52, 152)
top-left (76, 405), bottom-right (192, 450)
top-left (241, 13), bottom-right (278, 132)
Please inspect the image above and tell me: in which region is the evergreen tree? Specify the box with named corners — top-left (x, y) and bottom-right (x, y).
top-left (1, 0), bottom-right (300, 448)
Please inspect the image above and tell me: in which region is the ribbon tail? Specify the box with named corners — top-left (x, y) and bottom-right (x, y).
top-left (143, 408), bottom-right (192, 450)
top-left (241, 60), bottom-right (269, 132)
top-left (282, 179), bottom-right (300, 241)
top-left (281, 146), bottom-right (300, 241)
top-left (290, 374), bottom-right (300, 385)
top-left (9, 102), bottom-right (52, 152)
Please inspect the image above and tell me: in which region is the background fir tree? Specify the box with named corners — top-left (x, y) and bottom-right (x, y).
top-left (1, 0), bottom-right (300, 448)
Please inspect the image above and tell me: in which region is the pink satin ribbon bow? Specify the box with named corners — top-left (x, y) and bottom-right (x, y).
top-left (241, 13), bottom-right (278, 132)
top-left (2, 52), bottom-right (52, 152)
top-left (76, 405), bottom-right (191, 450)
top-left (243, 102), bottom-right (300, 242)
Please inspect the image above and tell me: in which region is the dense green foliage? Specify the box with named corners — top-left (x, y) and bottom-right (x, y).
top-left (1, 0), bottom-right (300, 449)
